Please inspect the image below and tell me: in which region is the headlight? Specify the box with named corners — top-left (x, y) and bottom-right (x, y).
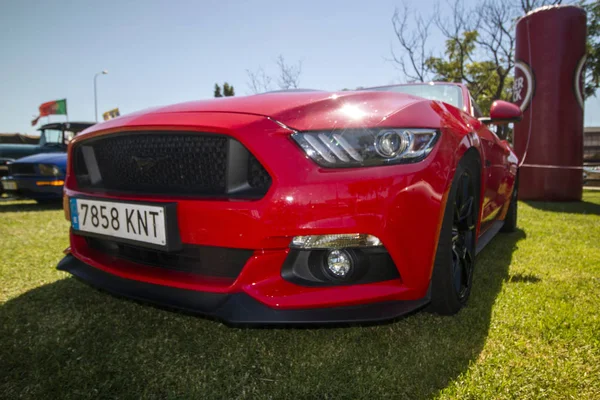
top-left (38, 164), bottom-right (61, 176)
top-left (291, 128), bottom-right (438, 167)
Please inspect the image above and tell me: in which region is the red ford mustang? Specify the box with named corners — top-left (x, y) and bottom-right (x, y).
top-left (57, 83), bottom-right (521, 324)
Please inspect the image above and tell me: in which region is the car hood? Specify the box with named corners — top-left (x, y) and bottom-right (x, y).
top-left (83, 91), bottom-right (445, 133)
top-left (12, 152), bottom-right (67, 166)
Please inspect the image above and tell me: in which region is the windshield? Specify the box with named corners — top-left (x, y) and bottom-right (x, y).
top-left (39, 129), bottom-right (80, 146)
top-left (40, 129), bottom-right (64, 146)
top-left (366, 84), bottom-right (463, 109)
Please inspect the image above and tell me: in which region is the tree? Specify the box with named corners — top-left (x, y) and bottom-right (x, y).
top-left (223, 82), bottom-right (235, 96)
top-left (246, 67), bottom-right (273, 94)
top-left (213, 84), bottom-right (222, 98)
top-left (246, 55), bottom-right (303, 94)
top-left (426, 29), bottom-right (513, 112)
top-left (389, 0), bottom-right (600, 112)
top-left (213, 83), bottom-right (235, 97)
top-left (473, 0), bottom-right (516, 103)
top-left (276, 55), bottom-right (302, 90)
top-left (520, 0), bottom-right (563, 13)
top-left (389, 2), bottom-right (434, 82)
top-left (583, 0), bottom-right (600, 99)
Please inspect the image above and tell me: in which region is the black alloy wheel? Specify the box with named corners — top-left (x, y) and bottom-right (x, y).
top-left (451, 171), bottom-right (476, 300)
top-left (429, 156), bottom-right (479, 315)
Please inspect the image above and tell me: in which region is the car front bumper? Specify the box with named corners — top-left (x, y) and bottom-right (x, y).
top-left (58, 253), bottom-right (430, 325)
top-left (1, 176), bottom-right (64, 199)
top-left (60, 112), bottom-right (458, 323)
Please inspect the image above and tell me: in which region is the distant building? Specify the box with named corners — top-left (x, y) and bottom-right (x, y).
top-left (584, 127), bottom-right (600, 186)
top-left (584, 127), bottom-right (600, 163)
top-left (0, 133), bottom-right (40, 145)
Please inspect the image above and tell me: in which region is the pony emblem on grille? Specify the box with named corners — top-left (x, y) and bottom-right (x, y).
top-left (132, 156), bottom-right (160, 172)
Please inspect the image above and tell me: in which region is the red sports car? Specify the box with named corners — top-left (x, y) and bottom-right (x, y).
top-left (57, 83), bottom-right (521, 324)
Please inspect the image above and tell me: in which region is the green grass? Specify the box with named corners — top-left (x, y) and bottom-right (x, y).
top-left (1, 193), bottom-right (599, 399)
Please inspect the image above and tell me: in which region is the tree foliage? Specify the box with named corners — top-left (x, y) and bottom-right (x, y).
top-left (213, 84), bottom-right (222, 98)
top-left (582, 0), bottom-right (599, 99)
top-left (425, 29), bottom-right (514, 112)
top-left (389, 0), bottom-right (599, 112)
top-left (213, 83), bottom-right (235, 97)
top-left (223, 82), bottom-right (235, 96)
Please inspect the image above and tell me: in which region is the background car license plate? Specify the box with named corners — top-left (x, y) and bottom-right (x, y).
top-left (2, 180), bottom-right (17, 191)
top-left (70, 198), bottom-right (168, 247)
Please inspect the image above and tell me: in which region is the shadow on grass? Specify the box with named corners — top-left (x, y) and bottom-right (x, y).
top-left (0, 200), bottom-right (62, 213)
top-left (507, 272), bottom-right (541, 283)
top-left (525, 200), bottom-right (600, 216)
top-left (0, 229), bottom-right (525, 399)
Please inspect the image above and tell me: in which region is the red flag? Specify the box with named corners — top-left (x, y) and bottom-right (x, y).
top-left (39, 99), bottom-right (67, 116)
top-left (31, 99), bottom-right (67, 126)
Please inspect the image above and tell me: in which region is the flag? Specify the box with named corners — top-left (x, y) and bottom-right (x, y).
top-left (39, 99), bottom-right (67, 116)
top-left (102, 108), bottom-right (120, 121)
top-left (31, 99), bottom-right (67, 126)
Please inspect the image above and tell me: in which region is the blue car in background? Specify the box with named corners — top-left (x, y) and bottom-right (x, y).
top-left (1, 122), bottom-right (94, 203)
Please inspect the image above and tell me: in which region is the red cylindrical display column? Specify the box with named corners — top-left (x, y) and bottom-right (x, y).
top-left (513, 6), bottom-right (587, 201)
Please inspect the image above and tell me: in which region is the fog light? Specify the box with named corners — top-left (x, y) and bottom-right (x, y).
top-left (325, 249), bottom-right (353, 278)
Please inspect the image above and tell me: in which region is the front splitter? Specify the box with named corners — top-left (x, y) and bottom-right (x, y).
top-left (57, 254), bottom-right (429, 326)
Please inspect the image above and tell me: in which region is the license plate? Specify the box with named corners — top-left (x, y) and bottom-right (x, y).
top-left (70, 198), bottom-right (178, 249)
top-left (2, 180), bottom-right (17, 191)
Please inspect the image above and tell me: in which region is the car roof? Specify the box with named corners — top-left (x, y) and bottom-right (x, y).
top-left (38, 122), bottom-right (95, 133)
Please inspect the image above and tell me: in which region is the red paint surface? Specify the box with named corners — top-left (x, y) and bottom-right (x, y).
top-left (65, 86), bottom-right (517, 310)
top-left (513, 6), bottom-right (587, 201)
top-left (490, 100), bottom-right (522, 123)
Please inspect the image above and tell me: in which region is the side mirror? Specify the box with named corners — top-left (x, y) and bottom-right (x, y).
top-left (486, 100), bottom-right (523, 125)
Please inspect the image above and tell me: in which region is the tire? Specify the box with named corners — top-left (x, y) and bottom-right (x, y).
top-left (428, 155), bottom-right (480, 315)
top-left (500, 176), bottom-right (518, 233)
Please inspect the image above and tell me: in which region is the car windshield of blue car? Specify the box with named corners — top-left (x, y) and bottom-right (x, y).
top-left (365, 84), bottom-right (463, 109)
top-left (40, 129), bottom-right (64, 146)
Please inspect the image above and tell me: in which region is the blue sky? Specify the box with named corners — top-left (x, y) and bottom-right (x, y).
top-left (1, 0), bottom-right (598, 134)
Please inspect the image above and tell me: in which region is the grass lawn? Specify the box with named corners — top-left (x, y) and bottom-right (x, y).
top-left (1, 193), bottom-right (599, 399)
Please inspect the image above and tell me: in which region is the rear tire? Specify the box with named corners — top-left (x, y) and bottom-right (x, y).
top-left (428, 156), bottom-right (479, 315)
top-left (500, 176), bottom-right (518, 233)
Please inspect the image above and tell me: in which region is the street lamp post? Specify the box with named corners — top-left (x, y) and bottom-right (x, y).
top-left (94, 70), bottom-right (108, 122)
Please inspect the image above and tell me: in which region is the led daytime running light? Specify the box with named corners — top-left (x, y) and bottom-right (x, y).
top-left (291, 234), bottom-right (382, 249)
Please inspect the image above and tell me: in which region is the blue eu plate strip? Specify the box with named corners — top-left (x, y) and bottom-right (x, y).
top-left (69, 198), bottom-right (79, 229)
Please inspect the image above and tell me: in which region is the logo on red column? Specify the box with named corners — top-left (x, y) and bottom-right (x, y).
top-left (513, 60), bottom-right (534, 112)
top-left (574, 54), bottom-right (586, 110)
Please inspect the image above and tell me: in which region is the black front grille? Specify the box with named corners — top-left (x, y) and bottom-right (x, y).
top-left (9, 163), bottom-right (36, 175)
top-left (248, 155), bottom-right (271, 190)
top-left (73, 132), bottom-right (271, 198)
top-left (86, 237), bottom-right (252, 279)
